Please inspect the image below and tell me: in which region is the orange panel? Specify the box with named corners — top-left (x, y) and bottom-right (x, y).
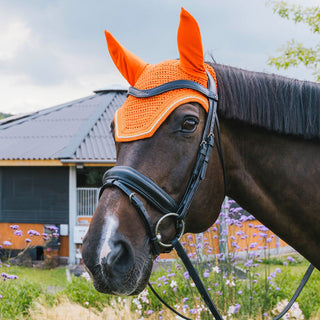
top-left (0, 223), bottom-right (44, 250)
top-left (77, 217), bottom-right (92, 225)
top-left (59, 236), bottom-right (69, 257)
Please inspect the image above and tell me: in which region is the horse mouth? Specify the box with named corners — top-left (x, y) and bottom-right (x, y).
top-left (85, 254), bottom-right (153, 296)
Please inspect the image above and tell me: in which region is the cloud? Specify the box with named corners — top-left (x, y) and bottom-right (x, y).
top-left (0, 0), bottom-right (318, 114)
top-left (0, 19), bottom-right (31, 61)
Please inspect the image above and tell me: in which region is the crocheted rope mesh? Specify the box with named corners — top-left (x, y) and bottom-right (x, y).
top-left (114, 59), bottom-right (217, 142)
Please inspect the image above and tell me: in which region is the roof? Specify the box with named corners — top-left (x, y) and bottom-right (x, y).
top-left (0, 88), bottom-right (127, 164)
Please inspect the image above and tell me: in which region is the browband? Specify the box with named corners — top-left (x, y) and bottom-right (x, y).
top-left (128, 79), bottom-right (218, 101)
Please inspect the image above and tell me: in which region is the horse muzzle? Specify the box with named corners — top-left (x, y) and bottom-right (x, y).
top-left (82, 215), bottom-right (153, 295)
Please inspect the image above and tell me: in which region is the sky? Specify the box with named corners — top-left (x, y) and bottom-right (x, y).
top-left (0, 0), bottom-right (318, 115)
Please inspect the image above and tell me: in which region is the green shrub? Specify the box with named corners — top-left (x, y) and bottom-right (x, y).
top-left (59, 275), bottom-right (113, 312)
top-left (0, 280), bottom-right (43, 319)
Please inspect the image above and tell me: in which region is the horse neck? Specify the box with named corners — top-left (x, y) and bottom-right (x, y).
top-left (220, 119), bottom-right (320, 268)
top-left (213, 62), bottom-right (320, 223)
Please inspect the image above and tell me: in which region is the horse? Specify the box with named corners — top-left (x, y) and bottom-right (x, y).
top-left (82, 8), bottom-right (320, 297)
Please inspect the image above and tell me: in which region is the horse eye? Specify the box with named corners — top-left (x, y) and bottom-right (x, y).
top-left (181, 117), bottom-right (198, 133)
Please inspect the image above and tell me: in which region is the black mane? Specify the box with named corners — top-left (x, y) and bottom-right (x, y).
top-left (212, 63), bottom-right (320, 140)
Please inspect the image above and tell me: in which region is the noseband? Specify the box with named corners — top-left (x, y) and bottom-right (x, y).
top-left (99, 71), bottom-right (224, 257)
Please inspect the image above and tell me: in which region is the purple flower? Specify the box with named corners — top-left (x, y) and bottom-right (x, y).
top-left (146, 310), bottom-right (154, 315)
top-left (182, 297), bottom-right (188, 303)
top-left (259, 232), bottom-right (268, 238)
top-left (25, 238), bottom-right (31, 243)
top-left (14, 230), bottom-right (23, 237)
top-left (1, 272), bottom-right (18, 280)
top-left (234, 303), bottom-right (241, 313)
top-left (249, 242), bottom-right (258, 249)
top-left (244, 259), bottom-right (253, 267)
top-left (257, 225), bottom-right (269, 232)
top-left (183, 271), bottom-right (189, 280)
top-left (203, 269), bottom-right (210, 278)
top-left (28, 230), bottom-right (40, 237)
top-left (190, 309), bottom-right (197, 314)
top-left (3, 241), bottom-right (12, 246)
top-left (10, 225), bottom-right (19, 231)
top-left (45, 225), bottom-right (59, 233)
top-left (287, 256), bottom-right (295, 263)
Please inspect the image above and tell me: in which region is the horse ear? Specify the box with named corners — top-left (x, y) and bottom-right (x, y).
top-left (177, 8), bottom-right (206, 75)
top-left (105, 30), bottom-right (148, 86)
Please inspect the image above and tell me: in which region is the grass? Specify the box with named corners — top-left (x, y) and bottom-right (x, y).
top-left (0, 256), bottom-right (319, 320)
top-left (5, 266), bottom-right (68, 287)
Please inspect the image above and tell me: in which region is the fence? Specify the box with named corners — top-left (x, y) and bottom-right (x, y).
top-left (77, 188), bottom-right (99, 217)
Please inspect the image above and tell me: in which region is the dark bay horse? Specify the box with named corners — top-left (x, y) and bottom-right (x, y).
top-left (82, 9), bottom-right (320, 296)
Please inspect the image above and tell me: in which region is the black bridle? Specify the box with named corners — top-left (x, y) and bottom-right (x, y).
top-left (99, 71), bottom-right (314, 320)
top-left (99, 71), bottom-right (224, 258)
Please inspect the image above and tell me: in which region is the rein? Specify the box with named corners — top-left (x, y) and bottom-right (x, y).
top-left (99, 72), bottom-right (314, 319)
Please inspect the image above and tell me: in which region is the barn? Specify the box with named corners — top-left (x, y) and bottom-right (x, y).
top-left (0, 86), bottom-right (292, 265)
top-left (0, 87), bottom-right (126, 264)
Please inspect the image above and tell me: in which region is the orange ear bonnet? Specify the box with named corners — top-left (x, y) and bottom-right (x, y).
top-left (105, 8), bottom-right (217, 142)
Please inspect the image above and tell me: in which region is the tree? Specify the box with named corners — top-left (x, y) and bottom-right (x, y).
top-left (267, 1), bottom-right (320, 81)
top-left (0, 112), bottom-right (12, 120)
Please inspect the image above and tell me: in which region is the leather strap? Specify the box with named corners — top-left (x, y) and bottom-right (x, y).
top-left (101, 166), bottom-right (178, 214)
top-left (272, 263), bottom-right (314, 320)
top-left (100, 178), bottom-right (161, 257)
top-left (128, 79), bottom-right (218, 101)
top-left (176, 71), bottom-right (221, 221)
top-left (172, 238), bottom-right (223, 320)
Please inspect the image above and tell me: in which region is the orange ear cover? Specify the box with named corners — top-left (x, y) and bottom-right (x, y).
top-left (177, 8), bottom-right (206, 76)
top-left (104, 30), bottom-right (148, 86)
top-left (108, 8), bottom-right (218, 142)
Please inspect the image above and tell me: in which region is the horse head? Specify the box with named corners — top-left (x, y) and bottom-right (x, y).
top-left (82, 8), bottom-right (225, 295)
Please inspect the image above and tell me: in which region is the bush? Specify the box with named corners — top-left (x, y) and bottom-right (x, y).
top-left (0, 279), bottom-right (43, 319)
top-left (59, 275), bottom-right (113, 312)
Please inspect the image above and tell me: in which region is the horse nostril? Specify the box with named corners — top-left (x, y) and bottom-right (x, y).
top-left (104, 240), bottom-right (134, 275)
